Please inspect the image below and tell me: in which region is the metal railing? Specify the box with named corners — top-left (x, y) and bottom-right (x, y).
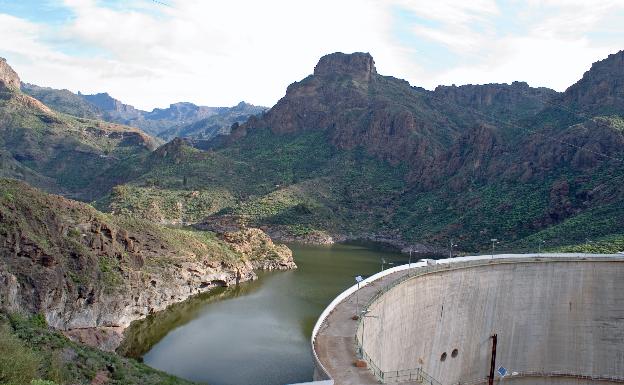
top-left (358, 343), bottom-right (441, 384)
top-left (453, 371), bottom-right (624, 385)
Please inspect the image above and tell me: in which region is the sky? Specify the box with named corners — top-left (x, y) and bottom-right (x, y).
top-left (0, 0), bottom-right (623, 110)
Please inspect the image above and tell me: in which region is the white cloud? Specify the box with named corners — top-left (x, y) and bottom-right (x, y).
top-left (400, 0), bottom-right (624, 91)
top-left (0, 0), bottom-right (622, 110)
top-left (1, 0), bottom-right (406, 109)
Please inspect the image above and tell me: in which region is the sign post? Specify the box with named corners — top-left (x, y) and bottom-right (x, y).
top-left (355, 275), bottom-right (363, 318)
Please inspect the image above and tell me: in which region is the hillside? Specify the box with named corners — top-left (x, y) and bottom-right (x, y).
top-left (0, 312), bottom-right (198, 385)
top-left (100, 51), bottom-right (624, 252)
top-left (22, 83), bottom-right (267, 140)
top-left (0, 58), bottom-right (159, 199)
top-left (0, 179), bottom-right (295, 352)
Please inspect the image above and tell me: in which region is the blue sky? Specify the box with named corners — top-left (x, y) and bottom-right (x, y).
top-left (0, 0), bottom-right (623, 110)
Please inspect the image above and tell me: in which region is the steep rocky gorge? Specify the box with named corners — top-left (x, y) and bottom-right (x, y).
top-left (0, 179), bottom-right (295, 351)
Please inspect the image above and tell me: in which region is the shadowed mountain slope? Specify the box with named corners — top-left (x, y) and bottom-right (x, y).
top-left (100, 51), bottom-right (624, 251)
top-left (0, 58), bottom-right (158, 199)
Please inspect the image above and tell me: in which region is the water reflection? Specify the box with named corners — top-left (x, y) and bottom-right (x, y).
top-left (118, 281), bottom-right (267, 359)
top-left (119, 242), bottom-right (409, 385)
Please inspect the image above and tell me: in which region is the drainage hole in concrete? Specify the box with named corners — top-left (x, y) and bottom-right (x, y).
top-left (451, 349), bottom-right (459, 358)
top-left (440, 352), bottom-right (447, 361)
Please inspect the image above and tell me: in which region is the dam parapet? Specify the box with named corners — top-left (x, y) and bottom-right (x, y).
top-left (312, 253), bottom-right (624, 385)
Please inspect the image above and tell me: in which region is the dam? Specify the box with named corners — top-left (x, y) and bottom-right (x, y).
top-left (310, 254), bottom-right (624, 385)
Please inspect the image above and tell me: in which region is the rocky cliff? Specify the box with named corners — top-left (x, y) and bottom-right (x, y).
top-left (0, 179), bottom-right (295, 351)
top-left (190, 50), bottom-right (623, 249)
top-left (314, 52), bottom-right (377, 81)
top-left (561, 50), bottom-right (624, 112)
top-left (433, 81), bottom-right (559, 121)
top-left (0, 58), bottom-right (21, 91)
top-left (234, 51), bottom-right (457, 170)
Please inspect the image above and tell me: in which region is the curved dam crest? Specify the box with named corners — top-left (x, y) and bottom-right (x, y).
top-left (312, 254), bottom-right (624, 385)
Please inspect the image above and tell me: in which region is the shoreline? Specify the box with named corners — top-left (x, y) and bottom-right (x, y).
top-left (265, 228), bottom-right (447, 256)
top-left (62, 255), bottom-right (296, 352)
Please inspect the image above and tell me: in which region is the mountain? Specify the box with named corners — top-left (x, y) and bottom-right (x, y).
top-left (100, 51), bottom-right (624, 252)
top-left (0, 179), bottom-right (294, 350)
top-left (1, 58), bottom-right (159, 199)
top-left (21, 83), bottom-right (103, 119)
top-left (22, 84), bottom-right (268, 139)
top-left (159, 101), bottom-right (268, 140)
top-left (560, 50), bottom-right (624, 114)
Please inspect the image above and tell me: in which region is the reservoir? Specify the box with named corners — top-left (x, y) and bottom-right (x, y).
top-left (119, 242), bottom-right (409, 385)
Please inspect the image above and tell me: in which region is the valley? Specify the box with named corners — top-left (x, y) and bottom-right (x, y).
top-left (0, 41), bottom-right (623, 385)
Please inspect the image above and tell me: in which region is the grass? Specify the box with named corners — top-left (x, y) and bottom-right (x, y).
top-left (0, 313), bottom-right (199, 385)
top-left (0, 323), bottom-right (41, 385)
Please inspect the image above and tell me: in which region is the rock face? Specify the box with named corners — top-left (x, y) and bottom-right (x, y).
top-left (234, 52), bottom-right (458, 170)
top-left (0, 57), bottom-right (20, 91)
top-left (232, 51), bottom-right (568, 183)
top-left (0, 179), bottom-right (295, 351)
top-left (314, 52), bottom-right (377, 82)
top-left (236, 51), bottom-right (624, 181)
top-left (561, 50), bottom-right (624, 111)
top-left (433, 81), bottom-right (559, 119)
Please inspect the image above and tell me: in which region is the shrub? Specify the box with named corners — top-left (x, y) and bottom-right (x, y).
top-left (31, 380), bottom-right (59, 385)
top-left (0, 324), bottom-right (41, 385)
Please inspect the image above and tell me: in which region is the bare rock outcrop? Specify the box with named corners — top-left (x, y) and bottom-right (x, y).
top-left (562, 50), bottom-right (624, 111)
top-left (0, 179), bottom-right (295, 351)
top-left (0, 57), bottom-right (20, 91)
top-left (313, 52), bottom-right (376, 82)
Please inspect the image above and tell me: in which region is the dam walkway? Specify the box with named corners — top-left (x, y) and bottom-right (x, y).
top-left (313, 267), bottom-right (417, 385)
top-left (309, 253), bottom-right (624, 385)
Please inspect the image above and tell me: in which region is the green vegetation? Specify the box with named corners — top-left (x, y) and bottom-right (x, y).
top-left (0, 87), bottom-right (156, 199)
top-left (99, 123), bottom-right (624, 252)
top-left (553, 234), bottom-right (624, 253)
top-left (101, 184), bottom-right (235, 223)
top-left (0, 313), bottom-right (198, 385)
top-left (21, 84), bottom-right (100, 119)
top-left (5, 53), bottom-right (624, 254)
top-left (0, 323), bottom-right (40, 385)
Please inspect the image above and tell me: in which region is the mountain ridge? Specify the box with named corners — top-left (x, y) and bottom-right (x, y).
top-left (22, 83), bottom-right (268, 140)
top-left (110, 50), bottom-right (623, 251)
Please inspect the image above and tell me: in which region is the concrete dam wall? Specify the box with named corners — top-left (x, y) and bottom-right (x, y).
top-left (356, 259), bottom-right (624, 384)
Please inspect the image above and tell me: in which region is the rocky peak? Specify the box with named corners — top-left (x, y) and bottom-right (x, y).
top-left (313, 52), bottom-right (376, 82)
top-left (433, 81), bottom-right (558, 112)
top-left (0, 57), bottom-right (21, 91)
top-left (562, 50), bottom-right (624, 112)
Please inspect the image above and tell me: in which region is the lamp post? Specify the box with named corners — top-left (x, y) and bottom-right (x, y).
top-left (359, 310), bottom-right (379, 359)
top-left (538, 240), bottom-right (546, 255)
top-left (449, 239), bottom-right (458, 258)
top-left (381, 258), bottom-right (394, 271)
top-left (585, 238), bottom-right (592, 257)
top-left (490, 238), bottom-right (498, 259)
top-left (408, 247), bottom-right (413, 268)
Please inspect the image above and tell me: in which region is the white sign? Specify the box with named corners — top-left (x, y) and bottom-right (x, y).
top-left (355, 275), bottom-right (364, 283)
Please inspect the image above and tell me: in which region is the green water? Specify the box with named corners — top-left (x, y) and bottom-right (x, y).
top-left (119, 242), bottom-right (409, 385)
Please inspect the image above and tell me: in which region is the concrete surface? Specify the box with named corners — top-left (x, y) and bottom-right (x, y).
top-left (313, 254), bottom-right (624, 385)
top-left (359, 258), bottom-right (624, 384)
top-left (314, 269), bottom-right (418, 385)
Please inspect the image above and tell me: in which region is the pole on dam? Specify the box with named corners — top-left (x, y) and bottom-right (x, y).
top-left (488, 334), bottom-right (497, 385)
